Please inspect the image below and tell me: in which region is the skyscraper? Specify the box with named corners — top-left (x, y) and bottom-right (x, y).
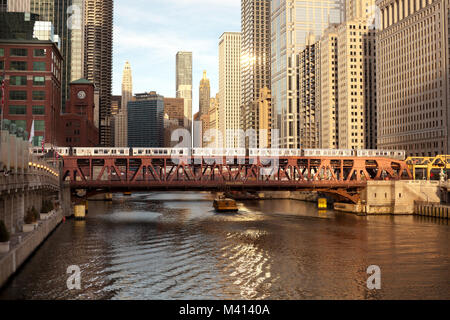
top-left (319, 24), bottom-right (339, 149)
top-left (84, 0), bottom-right (114, 146)
top-left (115, 61), bottom-right (132, 147)
top-left (219, 32), bottom-right (242, 148)
top-left (240, 0), bottom-right (271, 148)
top-left (271, 0), bottom-right (345, 148)
top-left (199, 70), bottom-right (210, 116)
top-left (297, 34), bottom-right (320, 148)
top-left (337, 18), bottom-right (377, 150)
top-left (377, 0), bottom-right (450, 156)
top-left (127, 92), bottom-right (164, 148)
top-left (207, 94), bottom-right (220, 148)
top-left (176, 51), bottom-right (192, 131)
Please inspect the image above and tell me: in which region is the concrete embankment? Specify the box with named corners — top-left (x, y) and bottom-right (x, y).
top-left (334, 180), bottom-right (448, 216)
top-left (0, 209), bottom-right (63, 288)
top-left (414, 202), bottom-right (449, 219)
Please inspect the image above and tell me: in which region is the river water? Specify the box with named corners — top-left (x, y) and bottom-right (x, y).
top-left (0, 192), bottom-right (448, 300)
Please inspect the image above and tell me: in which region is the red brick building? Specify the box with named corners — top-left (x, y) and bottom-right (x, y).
top-left (0, 39), bottom-right (62, 146)
top-left (59, 79), bottom-right (99, 147)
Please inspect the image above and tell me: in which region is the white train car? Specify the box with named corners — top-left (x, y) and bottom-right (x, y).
top-left (72, 148), bottom-right (130, 156)
top-left (132, 148), bottom-right (189, 156)
top-left (357, 149), bottom-right (406, 160)
top-left (249, 149), bottom-right (302, 157)
top-left (56, 147), bottom-right (70, 156)
top-left (303, 149), bottom-right (354, 157)
top-left (192, 148), bottom-right (246, 157)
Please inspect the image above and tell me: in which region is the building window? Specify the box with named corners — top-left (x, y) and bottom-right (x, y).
top-left (32, 91), bottom-right (45, 100)
top-left (32, 136), bottom-right (43, 147)
top-left (33, 49), bottom-right (46, 57)
top-left (9, 105), bottom-right (27, 115)
top-left (0, 48), bottom-right (4, 57)
top-left (10, 75), bottom-right (27, 86)
top-left (9, 90), bottom-right (27, 100)
top-left (11, 120), bottom-right (26, 130)
top-left (35, 120), bottom-right (45, 131)
top-left (33, 76), bottom-right (45, 86)
top-left (10, 61), bottom-right (27, 71)
top-left (0, 60), bottom-right (3, 70)
top-left (10, 48), bottom-right (27, 57)
top-left (33, 61), bottom-right (46, 71)
top-left (32, 105), bottom-right (45, 115)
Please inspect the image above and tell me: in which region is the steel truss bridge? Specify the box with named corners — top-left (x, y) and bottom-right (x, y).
top-left (62, 155), bottom-right (413, 204)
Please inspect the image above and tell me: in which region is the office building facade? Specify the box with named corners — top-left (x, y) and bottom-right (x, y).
top-left (376, 0), bottom-right (450, 156)
top-left (240, 0), bottom-right (271, 148)
top-left (337, 18), bottom-right (377, 150)
top-left (297, 35), bottom-right (320, 148)
top-left (319, 24), bottom-right (339, 149)
top-left (271, 0), bottom-right (345, 148)
top-left (84, 0), bottom-right (114, 146)
top-left (115, 61), bottom-right (132, 147)
top-left (0, 39), bottom-right (63, 146)
top-left (176, 51), bottom-right (192, 130)
top-left (199, 70), bottom-right (210, 116)
top-left (127, 92), bottom-right (164, 148)
top-left (219, 32), bottom-right (242, 148)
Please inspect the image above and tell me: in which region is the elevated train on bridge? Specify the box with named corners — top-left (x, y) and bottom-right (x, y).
top-left (30, 147), bottom-right (406, 161)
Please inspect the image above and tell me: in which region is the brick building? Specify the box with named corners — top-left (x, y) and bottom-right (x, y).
top-left (59, 79), bottom-right (98, 147)
top-left (0, 39), bottom-right (62, 146)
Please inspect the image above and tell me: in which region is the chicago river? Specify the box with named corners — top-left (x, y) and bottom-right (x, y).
top-left (0, 192), bottom-right (448, 300)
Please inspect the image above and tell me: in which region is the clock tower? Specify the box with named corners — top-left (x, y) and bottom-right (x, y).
top-left (58, 78), bottom-right (99, 147)
top-left (67, 78), bottom-right (95, 122)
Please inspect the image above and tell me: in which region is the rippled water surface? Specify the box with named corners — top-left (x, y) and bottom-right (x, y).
top-left (0, 192), bottom-right (448, 300)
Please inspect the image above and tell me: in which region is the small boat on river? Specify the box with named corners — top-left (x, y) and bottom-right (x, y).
top-left (213, 197), bottom-right (239, 213)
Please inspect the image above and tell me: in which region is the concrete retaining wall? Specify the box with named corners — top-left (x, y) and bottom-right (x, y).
top-left (415, 203), bottom-right (449, 219)
top-left (0, 210), bottom-right (63, 288)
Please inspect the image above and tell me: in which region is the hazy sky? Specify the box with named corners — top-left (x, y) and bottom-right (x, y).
top-left (112, 0), bottom-right (241, 114)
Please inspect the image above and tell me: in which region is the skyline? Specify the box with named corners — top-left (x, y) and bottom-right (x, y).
top-left (112, 0), bottom-right (241, 114)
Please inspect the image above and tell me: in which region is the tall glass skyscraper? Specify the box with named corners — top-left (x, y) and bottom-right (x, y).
top-left (127, 92), bottom-right (164, 148)
top-left (271, 0), bottom-right (345, 148)
top-left (240, 0), bottom-right (271, 148)
top-left (176, 51), bottom-right (192, 131)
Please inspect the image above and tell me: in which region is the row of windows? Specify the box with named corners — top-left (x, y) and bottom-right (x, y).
top-left (9, 76), bottom-right (45, 86)
top-left (8, 91), bottom-right (46, 101)
top-left (0, 48), bottom-right (47, 58)
top-left (5, 61), bottom-right (47, 71)
top-left (8, 105), bottom-right (45, 115)
top-left (8, 120), bottom-right (45, 132)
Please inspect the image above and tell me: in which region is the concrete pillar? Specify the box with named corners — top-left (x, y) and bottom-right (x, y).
top-left (13, 192), bottom-right (25, 234)
top-left (5, 195), bottom-right (13, 234)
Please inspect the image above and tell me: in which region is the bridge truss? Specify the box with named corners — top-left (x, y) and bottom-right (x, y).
top-left (62, 155), bottom-right (413, 203)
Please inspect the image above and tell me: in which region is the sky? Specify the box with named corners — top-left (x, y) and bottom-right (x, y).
top-left (112, 0), bottom-right (241, 114)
